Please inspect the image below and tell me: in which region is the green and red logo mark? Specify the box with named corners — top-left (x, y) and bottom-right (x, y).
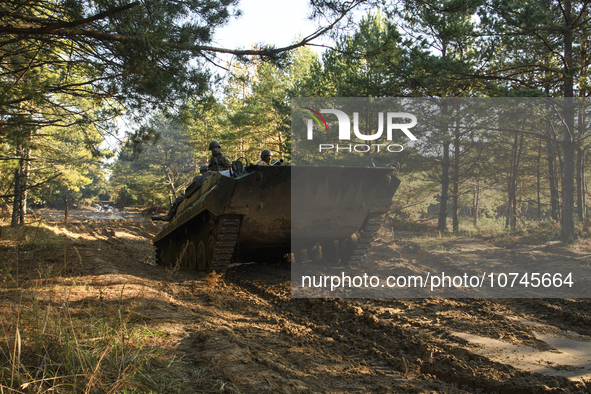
top-left (304, 108), bottom-right (329, 131)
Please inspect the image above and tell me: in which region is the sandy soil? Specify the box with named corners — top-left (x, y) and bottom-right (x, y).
top-left (2, 206), bottom-right (591, 393)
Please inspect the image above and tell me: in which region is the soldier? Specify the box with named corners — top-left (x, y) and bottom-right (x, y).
top-left (152, 142), bottom-right (231, 222)
top-left (152, 193), bottom-right (184, 222)
top-left (152, 165), bottom-right (208, 222)
top-left (208, 140), bottom-right (232, 171)
top-left (185, 165), bottom-right (210, 196)
top-left (256, 149), bottom-right (272, 166)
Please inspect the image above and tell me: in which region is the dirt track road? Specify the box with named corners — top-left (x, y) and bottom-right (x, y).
top-left (6, 207), bottom-right (591, 393)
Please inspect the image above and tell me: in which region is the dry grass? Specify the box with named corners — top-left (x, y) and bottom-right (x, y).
top-left (0, 298), bottom-right (170, 393)
top-left (203, 271), bottom-right (224, 288)
top-left (0, 219), bottom-right (225, 393)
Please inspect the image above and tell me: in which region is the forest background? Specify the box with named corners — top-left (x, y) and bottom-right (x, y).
top-left (1, 0), bottom-right (590, 244)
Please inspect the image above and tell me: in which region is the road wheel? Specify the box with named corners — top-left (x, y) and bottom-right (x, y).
top-left (196, 240), bottom-right (208, 271)
top-left (180, 240), bottom-right (191, 269)
top-left (207, 235), bottom-right (216, 267)
top-left (320, 240), bottom-right (340, 265)
top-left (293, 248), bottom-right (308, 264)
top-left (155, 244), bottom-right (163, 266)
top-left (156, 239), bottom-right (176, 267)
top-left (185, 240), bottom-right (197, 270)
top-left (338, 233), bottom-right (358, 265)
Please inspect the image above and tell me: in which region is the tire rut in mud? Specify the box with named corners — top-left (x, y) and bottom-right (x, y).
top-left (223, 263), bottom-right (589, 393)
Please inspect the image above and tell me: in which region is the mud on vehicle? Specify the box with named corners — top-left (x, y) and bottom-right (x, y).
top-left (153, 161), bottom-right (400, 271)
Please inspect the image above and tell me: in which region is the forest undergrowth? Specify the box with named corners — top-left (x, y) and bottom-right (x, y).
top-left (0, 219), bottom-right (221, 394)
top-left (387, 213), bottom-right (591, 250)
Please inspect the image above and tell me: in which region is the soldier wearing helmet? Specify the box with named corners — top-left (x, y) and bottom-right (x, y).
top-left (207, 140), bottom-right (231, 171)
top-left (152, 164), bottom-right (209, 222)
top-left (256, 149), bottom-right (273, 166)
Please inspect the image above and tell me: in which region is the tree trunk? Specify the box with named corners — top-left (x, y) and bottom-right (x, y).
top-left (506, 133), bottom-right (524, 230)
top-left (11, 161), bottom-right (22, 227)
top-left (580, 19), bottom-right (589, 231)
top-left (584, 150), bottom-right (588, 231)
top-left (576, 98), bottom-right (586, 225)
top-left (438, 142), bottom-right (450, 232)
top-left (11, 140), bottom-right (28, 227)
top-left (577, 146), bottom-right (584, 222)
top-left (513, 136), bottom-right (524, 230)
top-left (547, 140), bottom-right (560, 221)
top-left (507, 134), bottom-right (517, 229)
top-left (452, 129), bottom-right (460, 233)
top-left (437, 99), bottom-right (451, 232)
top-left (278, 128), bottom-right (284, 159)
top-left (473, 181), bottom-right (480, 227)
top-left (19, 142), bottom-right (31, 224)
top-left (561, 0), bottom-right (576, 243)
top-left (563, 137), bottom-right (576, 242)
top-left (537, 139), bottom-right (542, 221)
top-left (164, 166), bottom-right (177, 199)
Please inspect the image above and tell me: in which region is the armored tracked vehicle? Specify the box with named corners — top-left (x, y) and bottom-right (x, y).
top-left (153, 164), bottom-right (400, 271)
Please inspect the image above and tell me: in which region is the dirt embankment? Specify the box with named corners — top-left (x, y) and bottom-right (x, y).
top-left (2, 207), bottom-right (591, 393)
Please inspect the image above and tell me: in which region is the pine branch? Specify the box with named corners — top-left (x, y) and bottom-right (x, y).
top-left (0, 2), bottom-right (140, 32)
top-left (0, 173), bottom-right (62, 199)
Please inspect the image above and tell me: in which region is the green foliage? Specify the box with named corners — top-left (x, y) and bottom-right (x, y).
top-left (208, 45), bottom-right (321, 164)
top-left (0, 0), bottom-right (241, 122)
top-left (0, 0), bottom-right (241, 218)
top-left (479, 0), bottom-right (590, 96)
top-left (293, 11), bottom-right (404, 98)
top-left (318, 11), bottom-right (404, 97)
top-left (178, 94), bottom-right (227, 163)
top-left (3, 0), bottom-right (588, 239)
top-left (111, 115), bottom-right (199, 207)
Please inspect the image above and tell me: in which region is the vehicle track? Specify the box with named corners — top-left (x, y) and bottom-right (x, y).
top-left (224, 262), bottom-right (589, 393)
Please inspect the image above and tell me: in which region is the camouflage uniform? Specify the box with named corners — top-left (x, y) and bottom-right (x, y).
top-left (152, 165), bottom-right (209, 222)
top-left (185, 165), bottom-right (210, 197)
top-left (208, 152), bottom-right (232, 171)
top-left (256, 160), bottom-right (271, 166)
